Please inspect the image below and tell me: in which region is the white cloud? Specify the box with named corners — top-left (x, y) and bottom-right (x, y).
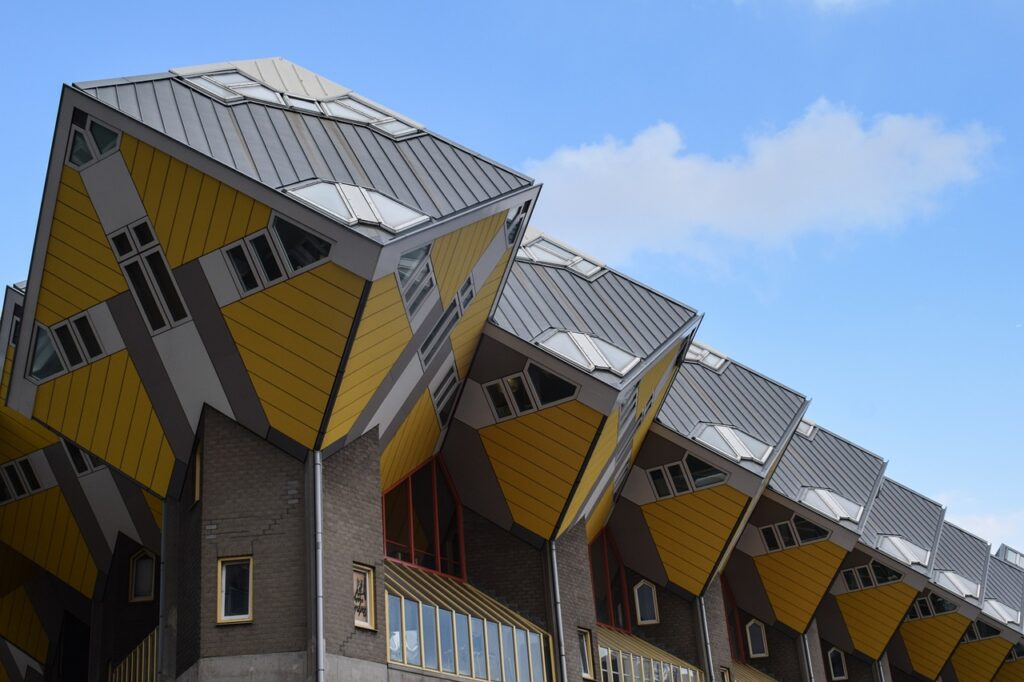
top-left (524, 99), bottom-right (993, 264)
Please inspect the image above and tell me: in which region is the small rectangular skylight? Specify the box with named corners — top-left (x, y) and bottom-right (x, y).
top-left (685, 342), bottom-right (727, 371)
top-left (537, 330), bottom-right (640, 376)
top-left (286, 181), bottom-right (429, 233)
top-left (877, 535), bottom-right (930, 567)
top-left (519, 237), bottom-right (604, 278)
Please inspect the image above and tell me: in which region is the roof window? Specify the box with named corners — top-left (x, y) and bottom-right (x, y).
top-left (877, 535), bottom-right (931, 568)
top-left (795, 419), bottom-right (816, 438)
top-left (66, 114), bottom-right (120, 170)
top-left (518, 237), bottom-right (602, 277)
top-left (934, 570), bottom-right (980, 600)
top-left (287, 181), bottom-right (429, 233)
top-left (800, 488), bottom-right (863, 524)
top-left (684, 343), bottom-right (727, 371)
top-left (322, 97), bottom-right (418, 136)
top-left (984, 599), bottom-right (1022, 626)
top-left (202, 71), bottom-right (283, 104)
top-left (537, 330), bottom-right (639, 376)
top-left (692, 423), bottom-right (773, 464)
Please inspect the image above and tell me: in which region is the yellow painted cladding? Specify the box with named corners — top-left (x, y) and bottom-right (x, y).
top-left (642, 485), bottom-right (748, 596)
top-left (586, 485), bottom-right (615, 542)
top-left (35, 167), bottom-right (127, 327)
top-left (1, 350), bottom-right (58, 464)
top-left (951, 637), bottom-right (1013, 682)
top-left (0, 587), bottom-right (48, 663)
top-left (430, 211), bottom-right (506, 305)
top-left (753, 540), bottom-right (847, 632)
top-left (0, 488), bottom-right (97, 597)
top-left (835, 581), bottom-right (918, 659)
top-left (379, 389), bottom-right (441, 490)
top-left (559, 408), bottom-right (619, 537)
top-left (996, 659), bottom-right (1024, 682)
top-left (324, 274), bottom-right (410, 446)
top-left (480, 400), bottom-right (603, 539)
top-left (120, 136), bottom-right (271, 267)
top-left (899, 612), bottom-right (970, 679)
top-left (143, 490), bottom-right (163, 529)
top-left (630, 346), bottom-right (681, 460)
top-left (450, 246), bottom-right (514, 378)
top-left (223, 263), bottom-right (363, 448)
top-left (33, 350), bottom-right (175, 495)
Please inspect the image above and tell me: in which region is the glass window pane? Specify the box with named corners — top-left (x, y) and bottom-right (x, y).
top-left (187, 77), bottom-right (239, 100)
top-left (411, 465), bottom-right (437, 569)
top-left (633, 656), bottom-right (643, 682)
top-left (501, 625), bottom-right (516, 682)
top-left (398, 245), bottom-right (430, 285)
top-left (485, 383), bottom-right (514, 420)
top-left (0, 472), bottom-right (10, 504)
top-left (650, 658), bottom-right (659, 682)
top-left (384, 480), bottom-right (411, 561)
top-left (526, 364), bottom-right (576, 405)
top-left (841, 570), bottom-right (859, 591)
top-left (89, 120), bottom-right (118, 154)
top-left (404, 599), bottom-right (421, 665)
top-left (353, 569), bottom-right (370, 627)
top-left (376, 119), bottom-right (418, 137)
top-left (227, 246), bottom-right (259, 292)
top-left (871, 562), bottom-right (902, 585)
top-left (69, 130), bottom-right (94, 167)
top-left (487, 621), bottom-right (502, 681)
top-left (856, 566), bottom-right (875, 589)
top-left (221, 560), bottom-right (250, 619)
top-left (290, 182), bottom-right (353, 222)
top-left (591, 338), bottom-right (638, 374)
top-left (341, 98), bottom-right (387, 119)
top-left (73, 317), bottom-right (103, 359)
top-left (636, 583), bottom-right (657, 623)
top-left (274, 217), bottom-right (332, 270)
top-left (388, 595), bottom-right (403, 661)
top-left (367, 190), bottom-right (428, 230)
top-left (516, 629), bottom-right (530, 682)
top-left (288, 96), bottom-right (321, 113)
top-left (504, 376), bottom-right (535, 414)
top-left (66, 443), bottom-right (90, 474)
top-left (324, 100), bottom-right (375, 123)
top-left (30, 327), bottom-right (65, 380)
top-left (132, 554), bottom-right (154, 600)
top-left (539, 332), bottom-right (592, 370)
top-left (529, 633), bottom-right (545, 682)
top-left (648, 468), bottom-right (671, 499)
top-left (747, 622), bottom-right (767, 656)
top-left (3, 465), bottom-right (25, 497)
top-left (208, 72), bottom-right (257, 86)
top-left (113, 232), bottom-right (134, 258)
top-left (665, 463), bottom-right (689, 495)
top-left (422, 604), bottom-right (438, 670)
top-left (235, 84), bottom-right (281, 103)
top-left (456, 613), bottom-right (472, 676)
top-left (611, 651), bottom-right (621, 682)
top-left (144, 252), bottom-right (188, 322)
top-left (17, 461), bottom-right (39, 491)
top-left (760, 527), bottom-right (781, 552)
top-left (250, 235), bottom-right (284, 282)
top-left (405, 263), bottom-right (435, 316)
top-left (776, 523), bottom-right (797, 548)
top-left (578, 632), bottom-right (591, 677)
top-left (472, 617), bottom-right (487, 679)
top-left (439, 608), bottom-right (456, 673)
top-left (53, 324), bottom-right (83, 367)
top-left (793, 516), bottom-right (829, 544)
top-left (600, 648), bottom-right (610, 682)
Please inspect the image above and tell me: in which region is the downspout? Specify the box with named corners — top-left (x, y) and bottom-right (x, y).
top-left (157, 502), bottom-right (168, 681)
top-left (548, 540), bottom-right (569, 682)
top-left (697, 594), bottom-right (716, 681)
top-left (313, 450), bottom-right (326, 682)
top-left (799, 632), bottom-right (815, 682)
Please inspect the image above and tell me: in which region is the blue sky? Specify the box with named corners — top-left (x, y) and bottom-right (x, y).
top-left (4, 1), bottom-right (1022, 547)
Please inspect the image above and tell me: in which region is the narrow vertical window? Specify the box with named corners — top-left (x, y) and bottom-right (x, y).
top-left (52, 323), bottom-right (84, 367)
top-left (578, 629), bottom-right (595, 679)
top-left (487, 621), bottom-right (503, 681)
top-left (388, 594), bottom-right (403, 662)
top-left (484, 381), bottom-right (514, 420)
top-left (226, 245), bottom-right (260, 292)
top-left (633, 581), bottom-right (659, 625)
top-left (439, 608), bottom-right (456, 673)
top-left (17, 461), bottom-right (40, 492)
top-left (827, 648), bottom-right (847, 680)
top-left (273, 217), bottom-right (331, 271)
top-left (124, 261), bottom-right (168, 331)
top-left (3, 465), bottom-right (26, 498)
top-left (353, 564), bottom-right (375, 629)
top-left (472, 616), bottom-right (487, 679)
top-left (249, 233), bottom-right (284, 282)
top-left (423, 603), bottom-right (439, 670)
top-left (129, 550), bottom-right (156, 602)
top-left (72, 316), bottom-right (103, 359)
top-left (404, 599), bottom-right (422, 665)
top-left (217, 557), bottom-right (253, 623)
top-left (745, 620), bottom-right (768, 659)
top-left (456, 612), bottom-right (472, 675)
top-left (144, 252), bottom-right (188, 322)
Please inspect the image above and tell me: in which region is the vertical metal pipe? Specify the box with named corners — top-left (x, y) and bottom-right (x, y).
top-left (548, 541), bottom-right (569, 682)
top-left (697, 595), bottom-right (715, 682)
top-left (156, 501), bottom-right (168, 681)
top-left (800, 632), bottom-right (815, 682)
top-left (314, 450), bottom-right (326, 682)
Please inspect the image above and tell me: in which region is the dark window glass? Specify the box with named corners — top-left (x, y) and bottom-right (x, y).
top-left (66, 442), bottom-right (90, 474)
top-left (776, 523), bottom-right (797, 548)
top-left (0, 472), bottom-right (10, 503)
top-left (856, 566), bottom-right (875, 589)
top-left (929, 593), bottom-right (957, 614)
top-left (250, 234), bottom-right (284, 282)
top-left (411, 464), bottom-right (438, 569)
top-left (526, 364), bottom-right (576, 405)
top-left (793, 516), bottom-right (829, 543)
top-left (69, 130), bottom-right (94, 167)
top-left (579, 631), bottom-right (592, 677)
top-left (648, 468), bottom-right (671, 499)
top-left (125, 261), bottom-right (167, 330)
top-left (870, 562), bottom-right (902, 585)
top-left (384, 480), bottom-right (411, 562)
top-left (828, 649), bottom-right (846, 679)
top-left (274, 217), bottom-right (331, 270)
top-left (505, 376), bottom-right (535, 414)
top-left (976, 621), bottom-right (1000, 639)
top-left (383, 459), bottom-right (463, 578)
top-left (11, 317), bottom-right (20, 347)
top-left (89, 120), bottom-right (119, 154)
top-left (3, 466), bottom-right (25, 497)
top-left (841, 570), bottom-right (859, 591)
top-left (760, 527), bottom-right (781, 552)
top-left (388, 595), bottom-right (403, 661)
top-left (222, 560), bottom-right (250, 618)
top-left (665, 463), bottom-right (689, 495)
top-left (485, 383), bottom-right (513, 420)
top-left (635, 583), bottom-right (657, 623)
top-left (420, 302), bottom-right (459, 366)
top-left (226, 246), bottom-right (259, 292)
top-left (685, 456), bottom-right (727, 489)
top-left (132, 221), bottom-right (155, 246)
top-left (112, 232), bottom-right (134, 257)
top-left (398, 245), bottom-right (430, 284)
top-left (72, 317), bottom-right (103, 358)
top-left (53, 324), bottom-right (83, 366)
top-left (439, 608), bottom-right (456, 673)
top-left (18, 461), bottom-right (40, 491)
top-left (131, 552), bottom-right (155, 600)
top-left (29, 327), bottom-right (64, 380)
top-left (423, 603), bottom-right (439, 669)
top-left (590, 530), bottom-right (630, 630)
top-left (746, 621), bottom-right (767, 657)
top-left (915, 597), bottom-right (932, 617)
top-left (144, 252), bottom-right (188, 321)
top-left (436, 465), bottom-right (463, 577)
top-left (405, 263), bottom-right (435, 316)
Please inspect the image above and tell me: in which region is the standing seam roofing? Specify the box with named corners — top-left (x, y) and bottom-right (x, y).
top-left (934, 522), bottom-right (990, 585)
top-left (862, 478), bottom-right (944, 552)
top-left (985, 557), bottom-right (1024, 608)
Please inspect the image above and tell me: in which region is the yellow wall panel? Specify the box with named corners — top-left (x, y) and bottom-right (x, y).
top-left (642, 485), bottom-right (748, 596)
top-left (480, 400), bottom-right (603, 539)
top-left (324, 274), bottom-right (409, 446)
top-left (143, 490), bottom-right (164, 529)
top-left (35, 167), bottom-right (127, 326)
top-left (899, 612), bottom-right (970, 679)
top-left (0, 350), bottom-right (58, 464)
top-left (996, 659), bottom-right (1024, 682)
top-left (753, 540), bottom-right (847, 632)
top-left (0, 587), bottom-right (48, 663)
top-left (122, 136), bottom-right (271, 267)
top-left (431, 211), bottom-right (506, 306)
top-left (223, 263), bottom-right (363, 448)
top-left (631, 346), bottom-right (681, 460)
top-left (32, 350), bottom-right (175, 495)
top-left (380, 390), bottom-right (441, 490)
top-left (835, 581), bottom-right (919, 659)
top-left (952, 636), bottom-right (1013, 682)
top-left (0, 489), bottom-right (96, 597)
top-left (586, 486), bottom-right (614, 542)
top-left (450, 247), bottom-right (513, 378)
top-left (559, 409), bottom-right (618, 537)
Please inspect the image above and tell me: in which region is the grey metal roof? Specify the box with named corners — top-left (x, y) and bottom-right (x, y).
top-left (74, 61), bottom-right (531, 236)
top-left (657, 355), bottom-right (807, 457)
top-left (862, 478), bottom-right (944, 568)
top-left (492, 259), bottom-right (698, 381)
top-left (933, 522), bottom-right (990, 586)
top-left (984, 556), bottom-right (1024, 612)
top-left (770, 425), bottom-right (886, 528)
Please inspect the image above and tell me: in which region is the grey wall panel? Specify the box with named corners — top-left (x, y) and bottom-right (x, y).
top-left (934, 522), bottom-right (989, 585)
top-left (79, 152), bottom-right (148, 234)
top-left (151, 321), bottom-right (234, 430)
top-left (46, 443), bottom-right (116, 567)
top-left (862, 478), bottom-right (944, 553)
top-left (608, 499), bottom-right (670, 586)
top-left (985, 557), bottom-right (1024, 607)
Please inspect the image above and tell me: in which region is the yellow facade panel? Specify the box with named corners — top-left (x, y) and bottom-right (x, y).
top-left (899, 612), bottom-right (970, 679)
top-left (0, 489), bottom-right (96, 597)
top-left (996, 659), bottom-right (1024, 682)
top-left (559, 409), bottom-right (619, 537)
top-left (379, 389), bottom-right (441, 490)
top-left (586, 486), bottom-right (615, 542)
top-left (324, 274), bottom-right (410, 446)
top-left (952, 637), bottom-right (1013, 682)
top-left (642, 486), bottom-right (748, 596)
top-left (0, 348), bottom-right (58, 462)
top-left (451, 247), bottom-right (513, 377)
top-left (630, 346), bottom-right (681, 460)
top-left (0, 587), bottom-right (48, 663)
top-left (431, 211), bottom-right (506, 305)
top-left (754, 541), bottom-right (847, 632)
top-left (835, 581), bottom-right (919, 659)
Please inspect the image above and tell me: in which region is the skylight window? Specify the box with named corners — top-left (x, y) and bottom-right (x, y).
top-left (795, 419), bottom-right (816, 438)
top-left (204, 71), bottom-right (283, 104)
top-left (287, 181), bottom-right (429, 233)
top-left (800, 488), bottom-right (863, 524)
top-left (322, 97), bottom-right (419, 137)
top-left (518, 237), bottom-right (602, 277)
top-left (877, 535), bottom-right (930, 567)
top-left (684, 343), bottom-right (727, 371)
top-left (935, 571), bottom-right (980, 600)
top-left (536, 331), bottom-right (640, 376)
top-left (692, 423), bottom-right (773, 464)
top-left (984, 599), bottom-right (1022, 626)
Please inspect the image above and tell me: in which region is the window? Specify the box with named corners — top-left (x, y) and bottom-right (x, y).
top-left (129, 550), bottom-right (156, 603)
top-left (745, 620), bottom-right (768, 659)
top-left (383, 458), bottom-right (464, 578)
top-left (71, 315), bottom-right (103, 359)
top-left (961, 621), bottom-right (1000, 643)
top-left (718, 669), bottom-right (732, 682)
top-left (525, 362), bottom-right (577, 406)
top-left (224, 231), bottom-right (287, 295)
top-left (795, 419), bottom-right (817, 438)
top-left (578, 629), bottom-right (594, 679)
top-left (519, 237), bottom-right (602, 278)
top-left (538, 331), bottom-right (639, 376)
top-left (800, 489), bottom-right (863, 524)
top-left (482, 368), bottom-right (558, 422)
top-left (432, 364), bottom-right (462, 428)
top-left (1007, 643), bottom-right (1024, 663)
top-left (692, 423), bottom-right (773, 464)
top-left (226, 244), bottom-right (259, 293)
top-left (66, 115), bottom-right (119, 169)
top-left (590, 530), bottom-right (630, 631)
top-left (0, 457), bottom-right (42, 504)
top-left (185, 71), bottom-right (276, 104)
top-left (9, 303), bottom-right (22, 347)
top-left (665, 463), bottom-right (690, 495)
top-left (398, 245), bottom-right (437, 318)
top-left (29, 326), bottom-right (64, 381)
top-left (684, 343), bottom-right (727, 371)
top-left (273, 217), bottom-right (332, 272)
top-left (870, 561), bottom-right (902, 586)
top-left (792, 516), bottom-right (830, 544)
top-left (633, 581), bottom-right (659, 625)
top-left (827, 648), bottom-right (847, 680)
top-left (906, 592), bottom-right (958, 621)
top-left (458, 278), bottom-right (476, 314)
top-left (419, 302), bottom-right (460, 367)
top-left (775, 522), bottom-right (797, 549)
top-left (64, 440), bottom-right (101, 476)
top-left (354, 564), bottom-right (375, 629)
top-left (760, 527), bottom-right (781, 553)
top-left (685, 456), bottom-right (727, 489)
top-left (52, 322), bottom-right (84, 368)
top-left (217, 557), bottom-right (253, 623)
top-left (1005, 547), bottom-right (1024, 570)
top-left (110, 221), bottom-right (189, 333)
top-left (596, 645), bottom-right (700, 682)
top-left (505, 202), bottom-right (530, 246)
top-left (646, 455), bottom-right (728, 501)
top-left (321, 97), bottom-right (419, 137)
top-left (484, 382), bottom-right (515, 420)
top-left (286, 181), bottom-right (428, 232)
top-left (758, 515), bottom-right (829, 553)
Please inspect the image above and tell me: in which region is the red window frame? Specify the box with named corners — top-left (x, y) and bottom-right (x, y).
top-left (589, 529), bottom-right (632, 632)
top-left (381, 456), bottom-right (467, 581)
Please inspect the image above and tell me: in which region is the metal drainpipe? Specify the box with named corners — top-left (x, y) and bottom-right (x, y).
top-left (800, 632), bottom-right (815, 682)
top-left (548, 540), bottom-right (569, 682)
top-left (313, 450), bottom-right (326, 682)
top-left (157, 501), bottom-right (168, 681)
top-left (697, 595), bottom-right (716, 681)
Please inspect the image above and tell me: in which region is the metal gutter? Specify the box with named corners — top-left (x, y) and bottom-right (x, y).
top-left (697, 594), bottom-right (716, 681)
top-left (312, 450), bottom-right (326, 682)
top-left (548, 541), bottom-right (569, 682)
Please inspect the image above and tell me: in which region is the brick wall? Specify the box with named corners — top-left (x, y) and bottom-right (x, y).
top-left (97, 537), bottom-right (161, 668)
top-left (625, 568), bottom-right (701, 667)
top-left (555, 521), bottom-right (600, 682)
top-left (702, 577), bottom-right (735, 677)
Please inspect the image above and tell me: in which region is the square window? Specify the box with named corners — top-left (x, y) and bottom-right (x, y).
top-left (218, 557), bottom-right (253, 623)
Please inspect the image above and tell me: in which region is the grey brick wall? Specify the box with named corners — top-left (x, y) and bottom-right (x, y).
top-left (625, 568), bottom-right (701, 667)
top-left (554, 521), bottom-right (599, 682)
top-left (703, 577), bottom-right (735, 676)
top-left (817, 643), bottom-right (875, 682)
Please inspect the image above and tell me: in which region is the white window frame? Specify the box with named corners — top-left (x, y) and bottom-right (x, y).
top-left (245, 230), bottom-right (288, 286)
top-left (504, 202), bottom-right (530, 247)
top-left (68, 313), bottom-right (104, 361)
top-left (27, 324), bottom-right (67, 383)
top-left (397, 245), bottom-right (437, 327)
top-left (523, 360), bottom-right (579, 410)
top-left (217, 556), bottom-right (254, 624)
top-left (482, 379), bottom-right (517, 422)
top-left (269, 214), bottom-right (335, 277)
top-left (418, 301), bottom-right (460, 369)
top-left (430, 362), bottom-right (462, 429)
top-left (49, 320), bottom-right (86, 371)
top-left (457, 276), bottom-right (476, 315)
top-left (827, 648), bottom-right (848, 681)
top-left (745, 619), bottom-right (769, 659)
top-left (775, 521), bottom-right (798, 549)
top-left (66, 116), bottom-right (121, 170)
top-left (633, 580), bottom-right (660, 626)
top-left (684, 343), bottom-right (728, 371)
top-left (760, 525), bottom-right (782, 553)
